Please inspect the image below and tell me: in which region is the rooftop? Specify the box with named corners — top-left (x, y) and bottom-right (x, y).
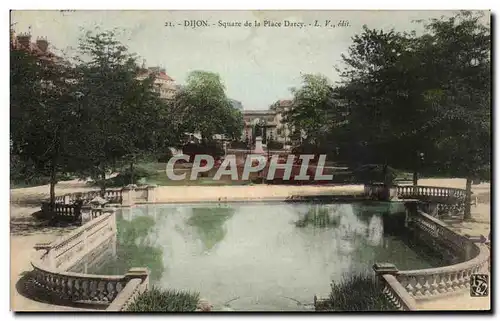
top-left (137, 67), bottom-right (175, 81)
top-left (11, 32), bottom-right (59, 62)
top-left (243, 110), bottom-right (275, 115)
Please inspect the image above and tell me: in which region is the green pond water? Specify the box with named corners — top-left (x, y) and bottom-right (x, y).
top-left (82, 202), bottom-right (446, 311)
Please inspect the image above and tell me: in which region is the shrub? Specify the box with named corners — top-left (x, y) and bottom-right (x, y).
top-left (91, 166), bottom-right (157, 188)
top-left (323, 274), bottom-right (396, 311)
top-left (157, 149), bottom-right (174, 163)
top-left (229, 140), bottom-right (249, 149)
top-left (267, 140), bottom-right (284, 150)
top-left (126, 287), bottom-right (200, 312)
top-left (352, 164), bottom-right (397, 184)
top-left (183, 142), bottom-right (224, 162)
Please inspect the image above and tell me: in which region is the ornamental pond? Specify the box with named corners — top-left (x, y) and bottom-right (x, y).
top-left (75, 202), bottom-right (449, 311)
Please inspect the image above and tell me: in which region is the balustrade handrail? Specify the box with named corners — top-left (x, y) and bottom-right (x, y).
top-left (399, 185), bottom-right (467, 192)
top-left (30, 211), bottom-right (149, 308)
top-left (31, 256), bottom-right (126, 280)
top-left (396, 185), bottom-right (468, 197)
top-left (50, 188), bottom-right (125, 204)
top-left (47, 213), bottom-right (113, 253)
top-left (375, 185), bottom-right (488, 308)
top-left (106, 278), bottom-right (143, 311)
top-left (381, 274), bottom-right (418, 311)
top-left (398, 243), bottom-right (489, 277)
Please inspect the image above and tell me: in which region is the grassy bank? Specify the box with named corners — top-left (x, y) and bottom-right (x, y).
top-left (126, 288), bottom-right (200, 312)
top-left (320, 274), bottom-right (396, 311)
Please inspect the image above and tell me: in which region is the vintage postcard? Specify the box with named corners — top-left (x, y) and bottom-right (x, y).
top-left (10, 9), bottom-right (491, 312)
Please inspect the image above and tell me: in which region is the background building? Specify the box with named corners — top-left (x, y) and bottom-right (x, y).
top-left (137, 66), bottom-right (180, 100)
top-left (229, 99), bottom-right (243, 111)
top-left (11, 32), bottom-right (60, 63)
top-left (241, 100), bottom-right (292, 145)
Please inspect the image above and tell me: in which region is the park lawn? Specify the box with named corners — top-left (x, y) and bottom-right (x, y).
top-left (112, 161), bottom-right (414, 187)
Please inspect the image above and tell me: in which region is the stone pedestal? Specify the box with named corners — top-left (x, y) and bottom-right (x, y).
top-left (81, 205), bottom-right (92, 224)
top-left (365, 184), bottom-right (398, 201)
top-left (121, 184), bottom-right (136, 207)
top-left (372, 262), bottom-right (399, 275)
top-left (373, 262), bottom-right (399, 283)
top-left (64, 195), bottom-right (70, 204)
top-left (387, 186), bottom-right (398, 201)
top-left (146, 184), bottom-right (157, 203)
top-left (253, 136), bottom-right (265, 154)
top-left (126, 267), bottom-right (150, 291)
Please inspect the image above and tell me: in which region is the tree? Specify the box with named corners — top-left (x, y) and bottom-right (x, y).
top-left (416, 11), bottom-right (491, 219)
top-left (337, 11), bottom-right (490, 219)
top-left (175, 71), bottom-right (243, 142)
top-left (336, 26), bottom-right (430, 169)
top-left (10, 31), bottom-right (79, 204)
top-left (71, 30), bottom-right (168, 192)
top-left (283, 74), bottom-right (342, 149)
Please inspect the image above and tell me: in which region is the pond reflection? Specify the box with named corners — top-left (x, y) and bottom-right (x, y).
top-left (85, 202), bottom-right (445, 311)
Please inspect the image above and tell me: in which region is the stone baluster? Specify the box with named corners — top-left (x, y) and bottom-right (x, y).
top-left (373, 263), bottom-right (417, 310)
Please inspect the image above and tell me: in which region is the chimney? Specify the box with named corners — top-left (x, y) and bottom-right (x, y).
top-left (36, 37), bottom-right (48, 52)
top-left (16, 32), bottom-right (31, 48)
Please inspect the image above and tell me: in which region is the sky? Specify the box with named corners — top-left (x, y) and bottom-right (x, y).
top-left (11, 10), bottom-right (488, 110)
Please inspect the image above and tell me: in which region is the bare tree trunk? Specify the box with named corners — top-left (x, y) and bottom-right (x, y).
top-left (49, 163), bottom-right (57, 206)
top-left (412, 171), bottom-right (418, 186)
top-left (130, 161), bottom-right (134, 185)
top-left (464, 176), bottom-right (473, 220)
top-left (100, 167), bottom-right (106, 197)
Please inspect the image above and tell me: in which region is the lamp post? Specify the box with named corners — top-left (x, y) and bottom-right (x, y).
top-left (414, 151), bottom-right (425, 186)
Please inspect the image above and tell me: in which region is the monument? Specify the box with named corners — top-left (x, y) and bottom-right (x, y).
top-left (253, 136), bottom-right (265, 154)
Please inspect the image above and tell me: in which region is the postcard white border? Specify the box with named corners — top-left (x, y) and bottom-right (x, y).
top-left (2, 1), bottom-right (497, 321)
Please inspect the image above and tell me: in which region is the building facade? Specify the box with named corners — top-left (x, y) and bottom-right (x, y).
top-left (11, 32), bottom-right (60, 63)
top-left (241, 100), bottom-right (292, 145)
top-left (229, 99), bottom-right (243, 111)
top-left (137, 67), bottom-right (180, 100)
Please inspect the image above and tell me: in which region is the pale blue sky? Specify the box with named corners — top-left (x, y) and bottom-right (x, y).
top-left (11, 10), bottom-right (486, 110)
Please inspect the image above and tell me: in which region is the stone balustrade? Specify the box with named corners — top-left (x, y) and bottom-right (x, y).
top-left (106, 276), bottom-right (148, 311)
top-left (396, 243), bottom-right (489, 300)
top-left (373, 263), bottom-right (417, 311)
top-left (371, 185), bottom-right (489, 310)
top-left (380, 274), bottom-right (418, 311)
top-left (34, 213), bottom-right (117, 271)
top-left (364, 184), bottom-right (468, 203)
top-left (397, 185), bottom-right (467, 202)
top-left (104, 189), bottom-right (123, 203)
top-left (30, 261), bottom-right (149, 307)
top-left (375, 241), bottom-right (489, 308)
top-left (52, 190), bottom-right (123, 205)
top-left (30, 212), bottom-right (149, 309)
top-left (46, 184), bottom-right (156, 211)
top-left (411, 210), bottom-right (475, 256)
top-left (364, 183), bottom-right (398, 201)
top-left (41, 203), bottom-right (82, 223)
top-left (374, 210), bottom-right (489, 309)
